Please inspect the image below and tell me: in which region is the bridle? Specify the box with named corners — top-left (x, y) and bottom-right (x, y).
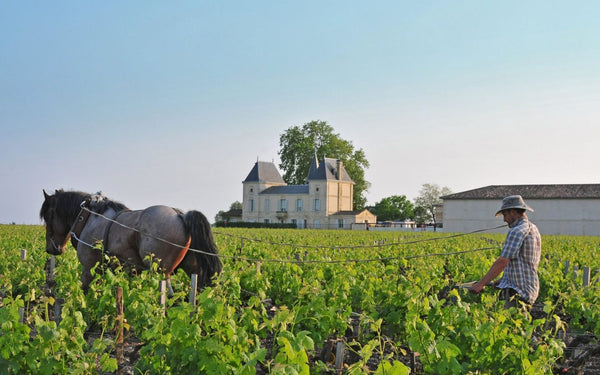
top-left (69, 200), bottom-right (92, 248)
top-left (49, 236), bottom-right (63, 253)
top-left (46, 199), bottom-right (92, 254)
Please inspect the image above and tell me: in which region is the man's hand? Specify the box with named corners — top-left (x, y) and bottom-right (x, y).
top-left (469, 257), bottom-right (509, 294)
top-left (469, 281), bottom-right (484, 294)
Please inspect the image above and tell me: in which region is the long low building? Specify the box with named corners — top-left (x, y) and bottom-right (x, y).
top-left (441, 184), bottom-right (600, 236)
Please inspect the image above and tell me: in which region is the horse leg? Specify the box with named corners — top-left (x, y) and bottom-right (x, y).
top-left (81, 266), bottom-right (94, 294)
top-left (78, 246), bottom-right (101, 295)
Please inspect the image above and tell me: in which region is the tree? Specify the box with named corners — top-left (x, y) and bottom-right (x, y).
top-left (413, 183), bottom-right (452, 229)
top-left (278, 120), bottom-right (370, 209)
top-left (215, 201), bottom-right (243, 222)
top-left (370, 195), bottom-right (415, 222)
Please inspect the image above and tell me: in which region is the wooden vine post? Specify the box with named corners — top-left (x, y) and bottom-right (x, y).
top-left (335, 341), bottom-right (345, 374)
top-left (564, 261), bottom-right (595, 287)
top-left (47, 255), bottom-right (56, 283)
top-left (115, 286), bottom-right (124, 374)
top-left (583, 266), bottom-right (590, 287)
top-left (189, 274), bottom-right (198, 306)
top-left (54, 298), bottom-right (64, 325)
top-left (159, 280), bottom-right (167, 316)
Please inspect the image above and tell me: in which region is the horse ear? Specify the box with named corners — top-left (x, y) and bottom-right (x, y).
top-left (43, 189), bottom-right (50, 200)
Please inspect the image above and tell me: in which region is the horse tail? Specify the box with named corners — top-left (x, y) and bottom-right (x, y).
top-left (181, 210), bottom-right (223, 287)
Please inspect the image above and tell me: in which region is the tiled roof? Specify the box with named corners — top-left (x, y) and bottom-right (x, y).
top-left (307, 157), bottom-right (354, 183)
top-left (335, 209), bottom-right (373, 215)
top-left (260, 185), bottom-right (310, 195)
top-left (226, 209), bottom-right (242, 217)
top-left (442, 184), bottom-right (600, 200)
top-left (243, 161), bottom-right (285, 184)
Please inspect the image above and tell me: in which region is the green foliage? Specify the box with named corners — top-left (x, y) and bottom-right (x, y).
top-left (370, 195), bottom-right (415, 221)
top-left (2, 225), bottom-right (600, 373)
top-left (414, 183), bottom-right (452, 225)
top-left (215, 221), bottom-right (297, 229)
top-left (271, 330), bottom-right (313, 374)
top-left (346, 317), bottom-right (411, 375)
top-left (278, 120), bottom-right (370, 209)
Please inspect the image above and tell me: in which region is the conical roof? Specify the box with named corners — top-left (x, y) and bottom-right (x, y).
top-left (243, 161), bottom-right (285, 184)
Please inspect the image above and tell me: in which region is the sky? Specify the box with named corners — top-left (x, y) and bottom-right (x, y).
top-left (1, 1), bottom-right (599, 224)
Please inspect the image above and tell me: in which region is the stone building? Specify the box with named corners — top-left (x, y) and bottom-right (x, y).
top-left (242, 156), bottom-right (376, 229)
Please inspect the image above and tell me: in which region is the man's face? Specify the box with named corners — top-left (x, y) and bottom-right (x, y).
top-left (501, 209), bottom-right (520, 225)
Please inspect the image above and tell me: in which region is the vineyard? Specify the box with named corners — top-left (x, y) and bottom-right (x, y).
top-left (1, 224), bottom-right (600, 374)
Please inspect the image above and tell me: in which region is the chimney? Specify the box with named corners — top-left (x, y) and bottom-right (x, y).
top-left (336, 160), bottom-right (343, 180)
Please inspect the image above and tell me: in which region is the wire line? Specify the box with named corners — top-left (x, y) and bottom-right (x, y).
top-left (75, 207), bottom-right (503, 264)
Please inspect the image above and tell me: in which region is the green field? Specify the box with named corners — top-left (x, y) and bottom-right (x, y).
top-left (1, 225), bottom-right (599, 374)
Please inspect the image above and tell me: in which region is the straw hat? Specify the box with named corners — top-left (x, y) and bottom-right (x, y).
top-left (495, 195), bottom-right (534, 216)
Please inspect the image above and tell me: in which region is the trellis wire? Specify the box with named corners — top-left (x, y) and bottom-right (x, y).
top-left (73, 207), bottom-right (504, 264)
top-left (213, 224), bottom-right (507, 251)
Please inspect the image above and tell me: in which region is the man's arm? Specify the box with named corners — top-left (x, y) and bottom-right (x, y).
top-left (470, 257), bottom-right (510, 294)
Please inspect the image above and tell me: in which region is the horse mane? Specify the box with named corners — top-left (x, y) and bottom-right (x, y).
top-left (40, 189), bottom-right (129, 224)
top-left (89, 194), bottom-right (129, 214)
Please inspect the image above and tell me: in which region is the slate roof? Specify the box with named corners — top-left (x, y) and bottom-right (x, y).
top-left (335, 209), bottom-right (374, 215)
top-left (307, 157), bottom-right (354, 183)
top-left (226, 209), bottom-right (242, 217)
top-left (243, 161), bottom-right (285, 184)
top-left (442, 184), bottom-right (600, 200)
top-left (260, 185), bottom-right (310, 195)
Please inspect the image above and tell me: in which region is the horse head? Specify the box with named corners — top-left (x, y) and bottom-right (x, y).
top-left (40, 189), bottom-right (81, 255)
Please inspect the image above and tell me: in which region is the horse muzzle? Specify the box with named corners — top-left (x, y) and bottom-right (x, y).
top-left (46, 238), bottom-right (65, 255)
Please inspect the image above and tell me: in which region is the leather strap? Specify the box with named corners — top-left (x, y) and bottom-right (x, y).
top-left (70, 208), bottom-right (92, 249)
top-left (102, 210), bottom-right (130, 256)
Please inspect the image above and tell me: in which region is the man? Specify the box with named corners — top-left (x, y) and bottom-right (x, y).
top-left (470, 195), bottom-right (541, 308)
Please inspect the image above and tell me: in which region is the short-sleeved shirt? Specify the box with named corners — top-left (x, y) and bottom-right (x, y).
top-left (497, 217), bottom-right (541, 304)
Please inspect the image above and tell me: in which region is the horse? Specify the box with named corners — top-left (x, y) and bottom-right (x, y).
top-left (40, 189), bottom-right (222, 294)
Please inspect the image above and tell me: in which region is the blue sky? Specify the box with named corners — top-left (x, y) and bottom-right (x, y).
top-left (2, 1), bottom-right (599, 224)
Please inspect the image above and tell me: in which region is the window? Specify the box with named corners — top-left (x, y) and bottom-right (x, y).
top-left (279, 199), bottom-right (288, 212)
top-left (313, 220), bottom-right (320, 229)
top-left (264, 219), bottom-right (270, 224)
top-left (264, 199), bottom-right (270, 212)
top-left (296, 199), bottom-right (303, 212)
top-left (249, 199), bottom-right (254, 212)
top-left (338, 219), bottom-right (345, 229)
top-left (314, 199), bottom-right (321, 211)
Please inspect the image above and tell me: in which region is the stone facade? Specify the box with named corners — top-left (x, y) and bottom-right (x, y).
top-left (242, 156), bottom-right (376, 229)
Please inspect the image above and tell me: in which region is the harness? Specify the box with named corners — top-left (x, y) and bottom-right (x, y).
top-left (70, 203), bottom-right (92, 249)
top-left (69, 199), bottom-right (93, 250)
top-left (69, 196), bottom-right (130, 260)
top-left (101, 209), bottom-right (130, 257)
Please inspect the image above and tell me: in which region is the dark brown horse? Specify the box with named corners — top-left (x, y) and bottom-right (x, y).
top-left (40, 189), bottom-right (222, 293)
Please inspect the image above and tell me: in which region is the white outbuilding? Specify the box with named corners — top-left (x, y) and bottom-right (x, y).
top-left (441, 184), bottom-right (600, 236)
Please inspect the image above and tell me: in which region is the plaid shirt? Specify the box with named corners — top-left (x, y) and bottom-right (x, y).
top-left (497, 217), bottom-right (541, 304)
